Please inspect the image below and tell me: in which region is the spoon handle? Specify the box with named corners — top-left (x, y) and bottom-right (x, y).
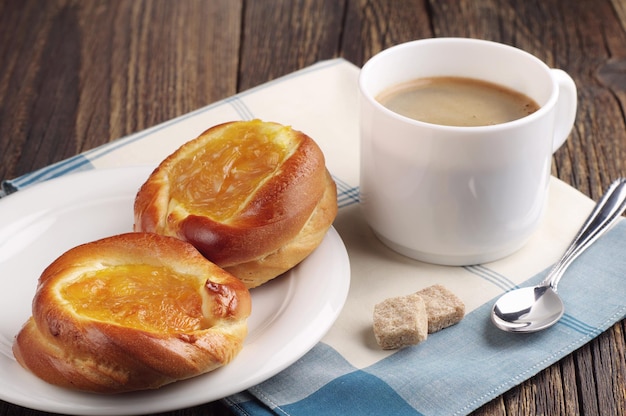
top-left (544, 178), bottom-right (626, 290)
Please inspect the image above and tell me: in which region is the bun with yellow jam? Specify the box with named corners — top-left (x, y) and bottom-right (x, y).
top-left (134, 120), bottom-right (338, 288)
top-left (13, 232), bottom-right (251, 393)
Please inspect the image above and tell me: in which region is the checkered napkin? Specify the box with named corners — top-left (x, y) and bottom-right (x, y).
top-left (3, 59), bottom-right (625, 416)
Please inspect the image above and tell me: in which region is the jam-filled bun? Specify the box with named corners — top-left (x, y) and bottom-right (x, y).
top-left (134, 120), bottom-right (338, 288)
top-left (13, 232), bottom-right (251, 393)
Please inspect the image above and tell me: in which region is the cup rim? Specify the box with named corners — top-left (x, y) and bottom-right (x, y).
top-left (359, 37), bottom-right (560, 132)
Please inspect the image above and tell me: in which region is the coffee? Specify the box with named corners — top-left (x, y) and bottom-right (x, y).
top-left (376, 77), bottom-right (540, 127)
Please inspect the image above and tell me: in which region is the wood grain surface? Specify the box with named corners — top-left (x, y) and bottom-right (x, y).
top-left (1, 1), bottom-right (625, 415)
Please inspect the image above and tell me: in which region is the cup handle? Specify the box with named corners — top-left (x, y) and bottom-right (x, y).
top-left (550, 69), bottom-right (577, 153)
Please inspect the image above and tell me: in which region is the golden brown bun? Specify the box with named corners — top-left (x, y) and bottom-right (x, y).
top-left (134, 120), bottom-right (338, 288)
top-left (13, 233), bottom-right (251, 393)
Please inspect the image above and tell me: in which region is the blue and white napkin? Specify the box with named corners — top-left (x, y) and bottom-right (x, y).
top-left (3, 59), bottom-right (625, 416)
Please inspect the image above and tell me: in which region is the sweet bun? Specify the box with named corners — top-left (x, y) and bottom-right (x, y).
top-left (13, 232), bottom-right (251, 393)
top-left (134, 120), bottom-right (338, 288)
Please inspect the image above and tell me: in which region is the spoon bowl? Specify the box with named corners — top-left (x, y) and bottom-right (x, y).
top-left (492, 286), bottom-right (563, 332)
top-left (491, 178), bottom-right (626, 333)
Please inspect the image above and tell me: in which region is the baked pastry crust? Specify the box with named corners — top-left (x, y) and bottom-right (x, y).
top-left (134, 120), bottom-right (338, 288)
top-left (13, 232), bottom-right (251, 393)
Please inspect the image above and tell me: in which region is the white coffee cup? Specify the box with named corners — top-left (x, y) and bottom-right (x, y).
top-left (359, 38), bottom-right (577, 265)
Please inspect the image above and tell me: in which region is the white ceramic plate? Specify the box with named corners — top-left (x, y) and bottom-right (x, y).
top-left (0, 166), bottom-right (350, 415)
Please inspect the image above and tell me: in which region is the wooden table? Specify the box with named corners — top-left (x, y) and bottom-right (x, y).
top-left (1, 1), bottom-right (625, 415)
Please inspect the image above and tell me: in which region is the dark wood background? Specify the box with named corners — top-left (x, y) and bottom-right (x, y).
top-left (1, 0), bottom-right (625, 415)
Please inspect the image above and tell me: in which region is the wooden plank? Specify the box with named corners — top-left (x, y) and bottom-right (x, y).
top-left (75, 0), bottom-right (242, 147)
top-left (341, 0), bottom-right (432, 64)
top-left (0, 0), bottom-right (242, 181)
top-left (238, 0), bottom-right (345, 91)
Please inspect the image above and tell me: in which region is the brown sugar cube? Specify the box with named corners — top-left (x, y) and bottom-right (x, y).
top-left (415, 284), bottom-right (465, 333)
top-left (373, 293), bottom-right (428, 350)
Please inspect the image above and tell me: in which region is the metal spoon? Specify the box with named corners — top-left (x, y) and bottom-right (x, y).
top-left (491, 178), bottom-right (626, 333)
